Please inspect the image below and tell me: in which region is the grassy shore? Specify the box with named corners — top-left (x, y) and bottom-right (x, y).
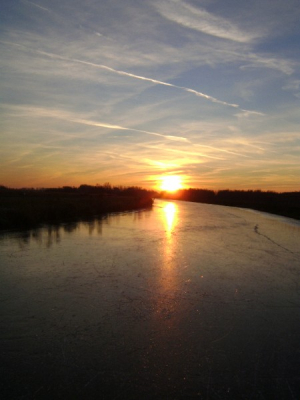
top-left (0, 186), bottom-right (154, 230)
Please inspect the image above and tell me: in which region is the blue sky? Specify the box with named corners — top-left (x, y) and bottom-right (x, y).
top-left (1, 0), bottom-right (300, 191)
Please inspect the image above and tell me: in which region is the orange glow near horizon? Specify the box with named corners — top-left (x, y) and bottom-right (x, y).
top-left (160, 176), bottom-right (183, 192)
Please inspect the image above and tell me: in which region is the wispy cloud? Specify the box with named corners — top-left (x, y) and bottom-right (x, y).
top-left (0, 104), bottom-right (189, 142)
top-left (1, 0), bottom-right (299, 190)
top-left (193, 144), bottom-right (250, 158)
top-left (155, 0), bottom-right (259, 43)
top-left (33, 47), bottom-right (241, 108)
top-left (72, 117), bottom-right (189, 142)
top-left (235, 110), bottom-right (265, 118)
top-left (22, 0), bottom-right (51, 13)
top-left (137, 144), bottom-right (225, 161)
top-left (1, 41), bottom-right (241, 108)
top-left (282, 79), bottom-right (300, 97)
top-left (240, 54), bottom-right (294, 75)
top-left (283, 79), bottom-right (300, 91)
top-left (157, 146), bottom-right (225, 161)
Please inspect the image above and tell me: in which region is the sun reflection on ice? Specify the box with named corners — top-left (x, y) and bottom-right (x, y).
top-left (162, 202), bottom-right (178, 269)
top-left (163, 202), bottom-right (177, 234)
top-left (152, 202), bottom-right (180, 324)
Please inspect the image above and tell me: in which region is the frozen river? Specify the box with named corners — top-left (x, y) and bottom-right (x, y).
top-left (1, 199), bottom-right (300, 399)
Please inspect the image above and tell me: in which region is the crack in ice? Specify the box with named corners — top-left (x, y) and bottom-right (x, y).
top-left (254, 224), bottom-right (294, 254)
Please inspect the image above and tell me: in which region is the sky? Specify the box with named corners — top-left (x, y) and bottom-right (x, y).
top-left (1, 0), bottom-right (300, 191)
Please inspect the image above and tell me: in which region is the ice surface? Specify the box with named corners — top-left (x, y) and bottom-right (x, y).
top-left (0, 199), bottom-right (299, 399)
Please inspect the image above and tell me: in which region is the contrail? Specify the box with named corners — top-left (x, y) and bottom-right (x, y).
top-left (1, 103), bottom-right (189, 142)
top-left (138, 144), bottom-right (225, 160)
top-left (23, 0), bottom-right (51, 12)
top-left (31, 46), bottom-right (239, 108)
top-left (3, 41), bottom-right (260, 110)
top-left (62, 55), bottom-right (239, 108)
top-left (71, 117), bottom-right (189, 142)
top-left (194, 144), bottom-right (250, 157)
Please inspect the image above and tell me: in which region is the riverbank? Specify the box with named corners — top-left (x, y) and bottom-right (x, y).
top-left (159, 188), bottom-right (300, 221)
top-left (0, 186), bottom-right (153, 230)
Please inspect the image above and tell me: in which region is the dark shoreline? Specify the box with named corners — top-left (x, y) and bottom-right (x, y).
top-left (1, 185), bottom-right (300, 231)
top-left (158, 188), bottom-right (300, 221)
top-left (0, 186), bottom-right (154, 231)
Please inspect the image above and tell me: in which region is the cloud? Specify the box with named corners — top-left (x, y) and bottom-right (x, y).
top-left (235, 110), bottom-right (265, 118)
top-left (22, 0), bottom-right (51, 13)
top-left (162, 147), bottom-right (225, 161)
top-left (0, 104), bottom-right (189, 143)
top-left (282, 79), bottom-right (300, 97)
top-left (137, 143), bottom-right (225, 161)
top-left (1, 1), bottom-right (299, 190)
top-left (72, 117), bottom-right (189, 142)
top-left (2, 39), bottom-right (244, 108)
top-left (26, 47), bottom-right (239, 109)
top-left (193, 144), bottom-right (250, 158)
top-left (240, 54), bottom-right (294, 75)
top-left (155, 0), bottom-right (259, 43)
top-left (283, 79), bottom-right (300, 91)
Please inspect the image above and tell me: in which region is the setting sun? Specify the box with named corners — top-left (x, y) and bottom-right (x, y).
top-left (160, 176), bottom-right (183, 192)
